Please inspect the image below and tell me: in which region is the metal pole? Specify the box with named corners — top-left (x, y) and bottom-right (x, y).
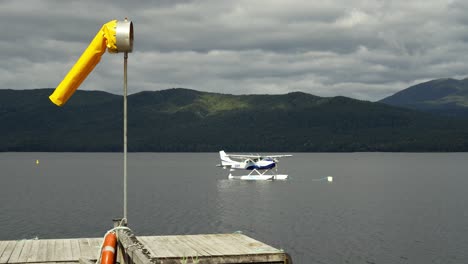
top-left (123, 51), bottom-right (128, 221)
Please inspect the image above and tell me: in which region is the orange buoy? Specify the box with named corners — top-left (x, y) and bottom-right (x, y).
top-left (100, 232), bottom-right (117, 264)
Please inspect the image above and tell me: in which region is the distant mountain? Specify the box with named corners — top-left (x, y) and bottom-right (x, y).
top-left (380, 78), bottom-right (468, 116)
top-left (1, 88), bottom-right (468, 152)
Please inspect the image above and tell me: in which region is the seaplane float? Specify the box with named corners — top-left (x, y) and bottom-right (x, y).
top-left (217, 150), bottom-right (292, 180)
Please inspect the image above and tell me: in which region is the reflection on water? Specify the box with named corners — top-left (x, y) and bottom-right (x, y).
top-left (216, 179), bottom-right (279, 233)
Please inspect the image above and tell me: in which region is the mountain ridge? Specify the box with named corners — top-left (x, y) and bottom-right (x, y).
top-left (1, 88), bottom-right (468, 152)
top-left (380, 78), bottom-right (468, 116)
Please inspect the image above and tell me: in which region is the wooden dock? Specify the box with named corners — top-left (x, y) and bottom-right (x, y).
top-left (0, 237), bottom-right (102, 264)
top-left (0, 230), bottom-right (291, 264)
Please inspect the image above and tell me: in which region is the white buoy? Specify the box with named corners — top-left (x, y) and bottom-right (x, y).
top-left (327, 176), bottom-right (333, 182)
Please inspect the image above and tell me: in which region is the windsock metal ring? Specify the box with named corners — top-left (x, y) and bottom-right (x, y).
top-left (116, 19), bottom-right (133, 52)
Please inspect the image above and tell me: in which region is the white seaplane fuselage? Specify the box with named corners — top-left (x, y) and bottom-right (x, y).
top-left (218, 150), bottom-right (291, 180)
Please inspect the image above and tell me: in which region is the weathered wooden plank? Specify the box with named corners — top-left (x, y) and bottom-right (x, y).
top-left (91, 238), bottom-right (103, 254)
top-left (26, 240), bottom-right (40, 263)
top-left (31, 240), bottom-right (48, 263)
top-left (162, 236), bottom-right (193, 257)
top-left (63, 239), bottom-right (73, 261)
top-left (181, 236), bottom-right (213, 257)
top-left (0, 241), bottom-right (16, 263)
top-left (202, 234), bottom-right (247, 255)
top-left (46, 239), bottom-right (56, 262)
top-left (139, 236), bottom-right (176, 258)
top-left (183, 235), bottom-right (225, 256)
top-left (77, 239), bottom-right (91, 260)
top-left (78, 238), bottom-right (99, 260)
top-left (174, 236), bottom-right (211, 256)
top-left (231, 233), bottom-right (281, 253)
top-left (79, 258), bottom-right (96, 264)
top-left (56, 239), bottom-right (74, 262)
top-left (33, 262), bottom-right (79, 264)
top-left (15, 239), bottom-right (33, 263)
top-left (192, 254), bottom-right (285, 264)
top-left (54, 239), bottom-right (65, 261)
top-left (169, 235), bottom-right (201, 258)
top-left (154, 236), bottom-right (179, 257)
top-left (218, 234), bottom-right (250, 253)
top-left (216, 234), bottom-right (253, 253)
top-left (203, 234), bottom-right (244, 255)
top-left (225, 234), bottom-right (274, 254)
top-left (92, 239), bottom-right (101, 259)
top-left (70, 239), bottom-right (81, 260)
top-left (0, 242), bottom-right (9, 261)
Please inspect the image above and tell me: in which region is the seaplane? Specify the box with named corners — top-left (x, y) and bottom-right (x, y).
top-left (217, 150), bottom-right (292, 180)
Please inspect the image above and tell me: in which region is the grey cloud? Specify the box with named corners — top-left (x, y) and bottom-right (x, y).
top-left (1, 0), bottom-right (468, 101)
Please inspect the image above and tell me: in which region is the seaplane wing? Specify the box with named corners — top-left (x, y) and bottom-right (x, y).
top-left (261, 154), bottom-right (293, 158)
top-left (224, 153), bottom-right (292, 159)
top-left (224, 153), bottom-right (262, 159)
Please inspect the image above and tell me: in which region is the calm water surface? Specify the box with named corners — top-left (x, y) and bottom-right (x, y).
top-left (1, 152), bottom-right (468, 264)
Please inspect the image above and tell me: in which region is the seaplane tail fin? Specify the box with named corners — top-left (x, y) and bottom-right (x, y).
top-left (220, 150), bottom-right (235, 166)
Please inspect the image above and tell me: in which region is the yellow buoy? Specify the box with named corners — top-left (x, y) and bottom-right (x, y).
top-left (36, 159), bottom-right (39, 165)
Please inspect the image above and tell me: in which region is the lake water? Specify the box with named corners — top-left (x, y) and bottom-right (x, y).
top-left (1, 152), bottom-right (468, 263)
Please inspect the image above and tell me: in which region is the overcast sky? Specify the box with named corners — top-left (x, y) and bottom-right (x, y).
top-left (1, 0), bottom-right (467, 101)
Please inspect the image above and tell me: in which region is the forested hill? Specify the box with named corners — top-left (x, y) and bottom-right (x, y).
top-left (380, 78), bottom-right (468, 117)
top-left (1, 88), bottom-right (468, 152)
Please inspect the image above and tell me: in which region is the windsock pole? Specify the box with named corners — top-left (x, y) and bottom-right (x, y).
top-left (116, 17), bottom-right (133, 222)
top-left (123, 51), bottom-right (128, 221)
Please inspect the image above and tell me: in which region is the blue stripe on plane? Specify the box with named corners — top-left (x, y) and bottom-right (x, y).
top-left (246, 163), bottom-right (276, 170)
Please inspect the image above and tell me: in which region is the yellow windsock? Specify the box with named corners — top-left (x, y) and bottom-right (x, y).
top-left (49, 20), bottom-right (118, 106)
